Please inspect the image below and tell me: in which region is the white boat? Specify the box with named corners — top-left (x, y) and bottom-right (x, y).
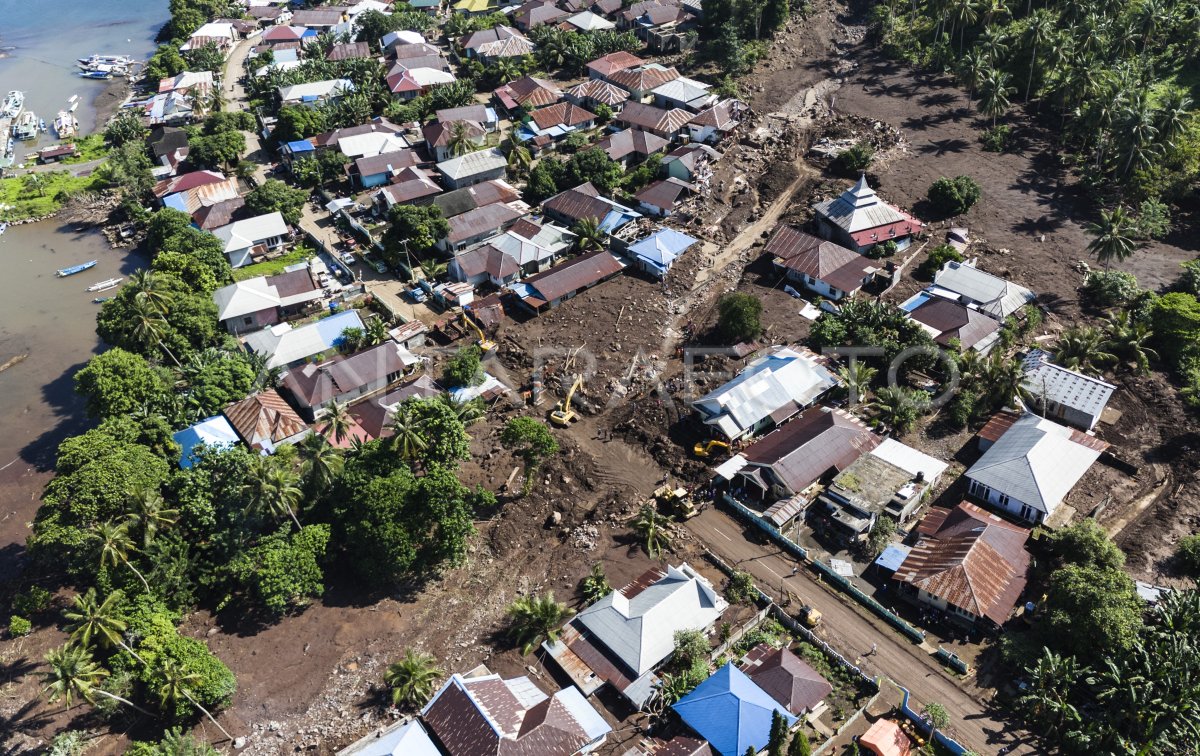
top-left (54, 111), bottom-right (77, 139)
top-left (85, 277), bottom-right (123, 292)
top-left (68, 94), bottom-right (79, 104)
top-left (0, 223), bottom-right (8, 236)
top-left (1, 90), bottom-right (23, 119)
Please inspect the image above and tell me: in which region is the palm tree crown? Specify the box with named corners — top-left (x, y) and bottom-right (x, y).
top-left (385, 649), bottom-right (443, 709)
top-left (506, 592), bottom-right (574, 654)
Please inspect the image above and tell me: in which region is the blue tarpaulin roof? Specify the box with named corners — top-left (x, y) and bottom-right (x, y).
top-left (673, 663), bottom-right (797, 756)
top-left (173, 415), bottom-right (240, 468)
top-left (162, 193), bottom-right (188, 213)
top-left (286, 140), bottom-right (315, 153)
top-left (875, 543), bottom-right (911, 573)
top-left (628, 227), bottom-right (698, 273)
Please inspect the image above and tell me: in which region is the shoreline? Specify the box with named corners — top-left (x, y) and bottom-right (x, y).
top-left (91, 74), bottom-right (132, 130)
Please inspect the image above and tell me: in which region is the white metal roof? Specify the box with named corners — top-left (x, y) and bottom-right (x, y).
top-left (566, 10), bottom-right (617, 30)
top-left (966, 413), bottom-right (1102, 514)
top-left (933, 260), bottom-right (1036, 319)
top-left (213, 270), bottom-right (322, 321)
top-left (212, 212), bottom-right (289, 254)
top-left (437, 147), bottom-right (507, 180)
top-left (693, 347), bottom-right (839, 440)
top-left (869, 438), bottom-right (948, 483)
top-left (278, 78), bottom-right (354, 102)
top-left (1022, 350), bottom-right (1116, 423)
top-left (337, 719), bottom-right (441, 756)
top-left (336, 131), bottom-right (409, 159)
top-left (242, 310), bottom-right (364, 369)
top-left (574, 563), bottom-right (726, 677)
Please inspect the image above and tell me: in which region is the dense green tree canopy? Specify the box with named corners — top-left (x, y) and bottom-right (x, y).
top-left (244, 179), bottom-right (308, 226)
top-left (74, 348), bottom-right (174, 419)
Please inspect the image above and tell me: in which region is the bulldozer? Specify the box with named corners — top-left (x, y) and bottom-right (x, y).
top-left (693, 439), bottom-right (731, 458)
top-left (461, 312), bottom-right (496, 355)
top-left (549, 375), bottom-right (583, 426)
top-left (650, 484), bottom-right (697, 520)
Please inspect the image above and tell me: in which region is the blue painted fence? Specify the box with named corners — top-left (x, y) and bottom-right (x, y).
top-left (897, 684), bottom-right (972, 755)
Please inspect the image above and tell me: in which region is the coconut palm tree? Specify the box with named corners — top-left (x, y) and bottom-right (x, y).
top-left (319, 399), bottom-right (354, 445)
top-left (96, 520), bottom-right (150, 592)
top-left (1103, 310), bottom-right (1157, 373)
top-left (571, 217), bottom-right (606, 252)
top-left (948, 0), bottom-right (978, 52)
top-left (128, 297), bottom-right (183, 368)
top-left (438, 394), bottom-right (485, 427)
top-left (980, 352), bottom-right (1028, 409)
top-left (128, 269), bottom-right (173, 315)
top-left (495, 57), bottom-right (521, 85)
top-left (837, 361), bottom-right (878, 405)
top-left (390, 402), bottom-right (428, 460)
top-left (124, 486), bottom-right (178, 548)
top-left (384, 649), bottom-right (442, 709)
top-left (630, 504), bottom-right (674, 558)
top-left (1119, 95), bottom-right (1161, 178)
top-left (300, 433), bottom-right (343, 493)
top-left (447, 121), bottom-right (475, 157)
top-left (504, 133), bottom-right (532, 177)
top-left (22, 172), bottom-right (48, 197)
top-left (43, 643), bottom-right (155, 716)
top-left (505, 592), bottom-right (574, 654)
top-left (62, 589), bottom-right (148, 665)
top-left (976, 26), bottom-right (1009, 64)
top-left (958, 47), bottom-right (988, 102)
top-left (978, 67), bottom-right (1014, 128)
top-left (156, 658), bottom-right (234, 742)
top-left (871, 386), bottom-right (931, 435)
top-left (241, 456), bottom-right (304, 530)
top-left (1085, 206), bottom-right (1139, 270)
top-left (1054, 326), bottom-right (1116, 375)
top-left (1023, 9), bottom-right (1053, 101)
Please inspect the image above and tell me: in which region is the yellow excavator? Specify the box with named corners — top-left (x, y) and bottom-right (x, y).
top-left (693, 439), bottom-right (731, 458)
top-left (461, 312), bottom-right (496, 355)
top-left (550, 375), bottom-right (583, 426)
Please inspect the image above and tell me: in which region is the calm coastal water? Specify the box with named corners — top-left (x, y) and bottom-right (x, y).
top-left (0, 0), bottom-right (168, 565)
top-left (0, 0), bottom-right (167, 158)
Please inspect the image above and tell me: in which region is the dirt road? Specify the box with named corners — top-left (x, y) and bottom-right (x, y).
top-left (687, 507), bottom-right (1037, 755)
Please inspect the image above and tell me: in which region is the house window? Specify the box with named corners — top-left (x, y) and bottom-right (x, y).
top-left (997, 492), bottom-right (1010, 508)
top-left (1019, 504), bottom-right (1037, 521)
top-left (243, 316), bottom-right (253, 326)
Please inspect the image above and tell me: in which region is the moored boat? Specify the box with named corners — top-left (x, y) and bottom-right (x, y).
top-left (92, 296), bottom-right (113, 304)
top-left (85, 277), bottom-right (123, 292)
top-left (12, 111), bottom-right (38, 140)
top-left (56, 260), bottom-right (98, 277)
top-left (1, 90), bottom-right (23, 119)
top-left (79, 71), bottom-right (113, 80)
top-left (54, 111), bottom-right (77, 139)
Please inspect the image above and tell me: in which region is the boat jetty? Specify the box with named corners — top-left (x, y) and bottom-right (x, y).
top-left (85, 277), bottom-right (123, 293)
top-left (56, 260), bottom-right (98, 277)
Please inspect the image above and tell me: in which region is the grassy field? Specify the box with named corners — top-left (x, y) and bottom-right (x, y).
top-left (0, 171), bottom-right (104, 220)
top-left (61, 134), bottom-right (110, 164)
top-left (231, 248), bottom-right (314, 281)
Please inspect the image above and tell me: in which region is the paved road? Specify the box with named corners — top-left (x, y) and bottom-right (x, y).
top-left (687, 507), bottom-right (1038, 754)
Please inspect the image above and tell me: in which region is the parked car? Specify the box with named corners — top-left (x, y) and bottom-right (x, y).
top-left (340, 251), bottom-right (356, 265)
top-left (372, 259), bottom-right (387, 274)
